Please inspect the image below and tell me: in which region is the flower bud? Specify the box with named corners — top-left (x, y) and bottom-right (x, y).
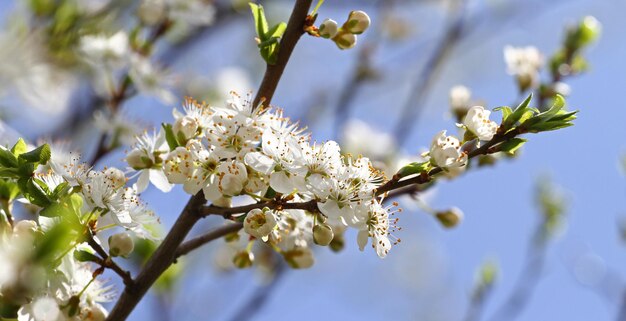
top-left (345, 10), bottom-right (371, 34)
top-left (312, 224), bottom-right (334, 246)
top-left (435, 207), bottom-right (464, 228)
top-left (126, 149), bottom-right (148, 169)
top-left (108, 232), bottom-right (134, 257)
top-left (233, 251), bottom-right (254, 268)
top-left (319, 19), bottom-right (339, 39)
top-left (283, 247), bottom-right (314, 269)
top-left (173, 116), bottom-right (199, 141)
top-left (244, 208), bottom-right (277, 239)
top-left (576, 16), bottom-right (601, 47)
top-left (329, 234), bottom-right (345, 252)
top-left (104, 167), bottom-right (126, 189)
top-left (137, 0), bottom-right (166, 26)
top-left (333, 32), bottom-right (357, 50)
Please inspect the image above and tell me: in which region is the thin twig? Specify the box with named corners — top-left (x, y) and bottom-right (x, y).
top-left (486, 241), bottom-right (547, 321)
top-left (85, 231), bottom-right (134, 286)
top-left (175, 222), bottom-right (243, 259)
top-left (226, 261), bottom-right (288, 321)
top-left (393, 0), bottom-right (468, 147)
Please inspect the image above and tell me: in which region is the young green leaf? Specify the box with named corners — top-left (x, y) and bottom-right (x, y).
top-left (0, 146), bottom-right (18, 168)
top-left (498, 138), bottom-right (527, 155)
top-left (10, 138), bottom-right (28, 157)
top-left (397, 161), bottom-right (432, 179)
top-left (503, 93), bottom-right (533, 129)
top-left (19, 143), bottom-right (51, 165)
top-left (249, 3), bottom-right (269, 41)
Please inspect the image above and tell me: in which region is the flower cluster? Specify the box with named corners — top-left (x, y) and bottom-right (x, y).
top-left (316, 11), bottom-right (371, 50)
top-left (0, 139), bottom-right (160, 320)
top-left (1, 220), bottom-right (114, 321)
top-left (127, 93), bottom-right (401, 264)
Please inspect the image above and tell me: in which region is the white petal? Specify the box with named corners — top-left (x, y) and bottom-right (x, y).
top-left (135, 170), bottom-right (150, 192)
top-left (269, 171), bottom-right (294, 194)
top-left (357, 230), bottom-right (369, 251)
top-left (244, 152), bottom-right (274, 174)
top-left (149, 169), bottom-right (173, 193)
top-left (202, 176), bottom-right (222, 202)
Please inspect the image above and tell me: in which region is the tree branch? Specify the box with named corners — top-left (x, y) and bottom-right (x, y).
top-left (175, 222), bottom-right (243, 259)
top-left (106, 193), bottom-right (205, 321)
top-left (252, 0), bottom-right (314, 108)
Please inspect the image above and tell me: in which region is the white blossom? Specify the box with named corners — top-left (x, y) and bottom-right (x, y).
top-left (429, 130), bottom-right (467, 169)
top-left (449, 85), bottom-right (471, 111)
top-left (243, 208), bottom-right (277, 240)
top-left (463, 106), bottom-right (498, 141)
top-left (504, 45), bottom-right (543, 89)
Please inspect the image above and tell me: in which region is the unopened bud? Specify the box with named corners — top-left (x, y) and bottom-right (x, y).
top-left (233, 251), bottom-right (254, 268)
top-left (313, 224), bottom-right (334, 246)
top-left (126, 149), bottom-right (148, 169)
top-left (333, 32), bottom-right (357, 50)
top-left (108, 232), bottom-right (134, 257)
top-left (345, 10), bottom-right (371, 34)
top-left (577, 16), bottom-right (601, 47)
top-left (329, 232), bottom-right (345, 252)
top-left (435, 207), bottom-right (464, 228)
top-left (319, 19), bottom-right (338, 39)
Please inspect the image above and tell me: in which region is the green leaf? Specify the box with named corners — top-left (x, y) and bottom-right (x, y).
top-left (397, 161), bottom-right (432, 179)
top-left (74, 249), bottom-right (100, 263)
top-left (19, 177), bottom-right (52, 208)
top-left (498, 138), bottom-right (527, 155)
top-left (0, 168), bottom-right (20, 179)
top-left (40, 193), bottom-right (83, 218)
top-left (526, 121), bottom-right (574, 133)
top-left (19, 143), bottom-right (51, 165)
top-left (267, 22), bottom-right (287, 39)
top-left (493, 106), bottom-right (512, 123)
top-left (0, 179), bottom-right (20, 201)
top-left (503, 94), bottom-right (533, 128)
top-left (0, 146), bottom-right (18, 168)
top-left (162, 123), bottom-right (180, 150)
top-left (249, 3), bottom-right (269, 40)
top-left (522, 94), bottom-right (568, 129)
top-left (10, 138), bottom-right (28, 157)
top-left (34, 221), bottom-right (78, 263)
